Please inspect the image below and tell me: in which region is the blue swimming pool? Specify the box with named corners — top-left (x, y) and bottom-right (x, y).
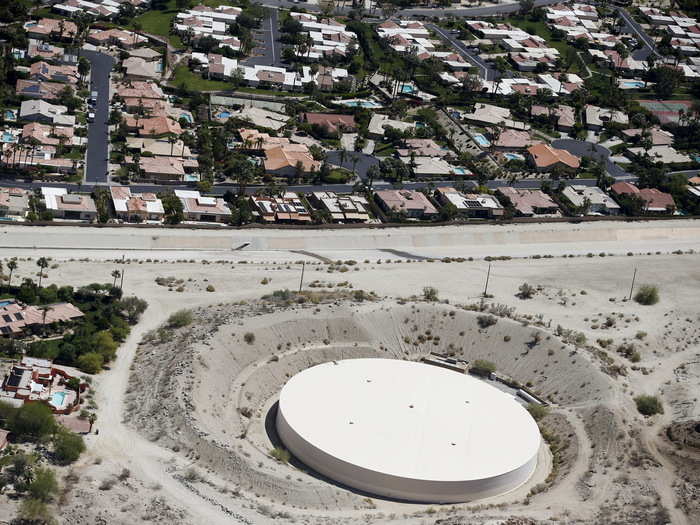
top-left (473, 133), bottom-right (490, 147)
top-left (4, 109), bottom-right (17, 121)
top-left (453, 167), bottom-right (470, 175)
top-left (1, 131), bottom-right (17, 143)
top-left (400, 84), bottom-right (416, 94)
top-left (0, 300), bottom-right (14, 307)
top-left (504, 153), bottom-right (525, 161)
top-left (50, 391), bottom-right (68, 409)
top-left (621, 80), bottom-right (645, 89)
top-left (180, 113), bottom-right (193, 123)
top-left (217, 111), bottom-right (231, 119)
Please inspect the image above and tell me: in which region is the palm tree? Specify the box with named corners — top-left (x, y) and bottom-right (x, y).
top-left (88, 413), bottom-right (97, 433)
top-left (7, 259), bottom-right (17, 288)
top-left (38, 305), bottom-right (50, 336)
top-left (111, 269), bottom-right (121, 288)
top-left (36, 257), bottom-right (49, 288)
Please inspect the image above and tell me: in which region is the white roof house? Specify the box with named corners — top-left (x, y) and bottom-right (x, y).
top-left (368, 114), bottom-right (416, 138)
top-left (562, 185), bottom-right (620, 214)
top-left (463, 103), bottom-right (530, 130)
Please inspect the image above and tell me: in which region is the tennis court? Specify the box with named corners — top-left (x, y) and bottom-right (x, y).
top-left (638, 100), bottom-right (694, 124)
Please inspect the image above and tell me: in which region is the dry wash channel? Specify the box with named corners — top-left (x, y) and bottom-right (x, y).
top-left (123, 297), bottom-right (614, 521)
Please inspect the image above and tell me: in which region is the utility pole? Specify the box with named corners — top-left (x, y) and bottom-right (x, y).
top-left (298, 261), bottom-right (305, 293)
top-left (483, 263), bottom-right (491, 297)
top-left (628, 267), bottom-right (637, 301)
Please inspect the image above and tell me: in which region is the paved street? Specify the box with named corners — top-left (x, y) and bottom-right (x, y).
top-left (80, 50), bottom-right (115, 183)
top-left (244, 8), bottom-right (284, 67)
top-left (617, 7), bottom-right (659, 61)
top-left (427, 24), bottom-right (496, 80)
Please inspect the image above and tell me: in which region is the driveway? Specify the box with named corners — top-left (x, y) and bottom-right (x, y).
top-left (427, 23), bottom-right (496, 80)
top-left (552, 139), bottom-right (633, 180)
top-left (243, 8), bottom-right (284, 68)
top-left (80, 50), bottom-right (115, 183)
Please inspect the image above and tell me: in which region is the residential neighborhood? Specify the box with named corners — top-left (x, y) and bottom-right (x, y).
top-left (0, 0), bottom-right (698, 227)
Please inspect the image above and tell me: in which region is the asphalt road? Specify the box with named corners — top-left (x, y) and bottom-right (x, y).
top-left (80, 50), bottom-right (115, 183)
top-left (617, 7), bottom-right (659, 61)
top-left (427, 24), bottom-right (496, 81)
top-left (552, 139), bottom-right (633, 180)
top-left (244, 8), bottom-right (284, 67)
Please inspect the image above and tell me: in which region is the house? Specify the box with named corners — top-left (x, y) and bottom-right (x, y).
top-left (493, 130), bottom-right (540, 151)
top-left (621, 127), bottom-right (674, 146)
top-left (434, 187), bottom-right (504, 219)
top-left (133, 116), bottom-right (183, 138)
top-left (231, 106), bottom-right (289, 131)
top-left (0, 301), bottom-right (83, 337)
top-left (264, 144), bottom-right (320, 177)
top-left (463, 103), bottom-right (530, 130)
top-left (374, 189), bottom-right (438, 219)
top-left (16, 80), bottom-right (65, 101)
top-left (19, 100), bottom-right (75, 127)
top-left (585, 105), bottom-right (629, 131)
top-left (0, 187), bottom-right (30, 218)
top-left (626, 145), bottom-right (692, 164)
top-left (610, 182), bottom-right (676, 213)
top-left (41, 188), bottom-right (97, 221)
top-left (23, 19), bottom-right (77, 41)
top-left (409, 157), bottom-right (457, 178)
top-left (22, 122), bottom-right (74, 146)
top-left (126, 137), bottom-right (192, 158)
top-left (0, 356), bottom-right (83, 414)
top-left (138, 156), bottom-right (198, 181)
top-left (123, 57), bottom-right (160, 81)
top-left (303, 113), bottom-right (356, 135)
top-left (128, 47), bottom-right (162, 61)
top-left (249, 193), bottom-right (312, 223)
top-left (396, 139), bottom-right (449, 158)
top-left (531, 105), bottom-right (576, 131)
top-left (30, 62), bottom-right (78, 85)
top-left (496, 187), bottom-right (560, 217)
top-left (239, 128), bottom-right (289, 150)
top-left (87, 29), bottom-right (148, 49)
top-left (561, 185), bottom-right (620, 215)
top-left (308, 192), bottom-right (370, 223)
top-left (110, 186), bottom-right (164, 222)
top-left (527, 143), bottom-right (580, 172)
top-left (174, 190), bottom-right (230, 223)
top-left (27, 41), bottom-right (65, 60)
top-left (115, 81), bottom-right (165, 100)
top-left (367, 114), bottom-right (416, 140)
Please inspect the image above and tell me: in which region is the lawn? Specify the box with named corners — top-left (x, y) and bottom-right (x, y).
top-left (133, 0), bottom-right (184, 48)
top-left (171, 65), bottom-right (233, 91)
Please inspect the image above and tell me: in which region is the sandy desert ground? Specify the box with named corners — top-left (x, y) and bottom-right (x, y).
top-left (1, 219), bottom-right (700, 525)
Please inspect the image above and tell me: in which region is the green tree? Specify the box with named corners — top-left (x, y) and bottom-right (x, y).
top-left (160, 192), bottom-right (184, 224)
top-left (52, 429), bottom-right (86, 464)
top-left (28, 468), bottom-right (59, 502)
top-left (36, 257), bottom-right (49, 288)
top-left (6, 259), bottom-right (18, 287)
top-left (16, 498), bottom-right (56, 525)
top-left (9, 403), bottom-right (56, 440)
top-left (470, 359), bottom-right (496, 377)
top-left (118, 296), bottom-right (148, 323)
top-left (77, 352), bottom-right (103, 374)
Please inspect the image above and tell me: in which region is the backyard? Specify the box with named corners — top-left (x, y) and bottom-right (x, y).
top-left (133, 0), bottom-right (183, 48)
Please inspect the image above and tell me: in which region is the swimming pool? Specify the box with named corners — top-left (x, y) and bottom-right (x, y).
top-left (621, 80), bottom-right (645, 89)
top-left (1, 131), bottom-right (16, 143)
top-left (49, 391), bottom-right (68, 409)
top-left (399, 84), bottom-right (416, 94)
top-left (504, 153), bottom-right (525, 161)
top-left (452, 167), bottom-right (471, 175)
top-left (473, 133), bottom-right (490, 147)
top-left (0, 300), bottom-right (14, 307)
top-left (693, 154), bottom-right (700, 163)
top-left (4, 109), bottom-right (17, 121)
top-left (180, 113), bottom-right (193, 123)
top-left (217, 111), bottom-right (231, 119)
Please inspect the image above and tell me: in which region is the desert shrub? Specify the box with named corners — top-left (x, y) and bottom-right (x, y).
top-left (118, 296), bottom-right (148, 324)
top-left (517, 282), bottom-right (536, 299)
top-left (243, 332), bottom-right (255, 344)
top-left (28, 468), bottom-right (59, 502)
top-left (270, 447), bottom-right (291, 463)
top-left (53, 429), bottom-right (86, 465)
top-left (422, 286), bottom-right (439, 301)
top-left (17, 498), bottom-right (56, 524)
top-left (167, 309), bottom-right (193, 328)
top-left (470, 359), bottom-right (496, 377)
top-left (635, 395), bottom-right (663, 416)
top-left (634, 285), bottom-right (659, 305)
top-left (477, 315), bottom-right (498, 329)
top-left (526, 403), bottom-right (549, 421)
top-left (206, 285), bottom-right (215, 292)
top-left (118, 468), bottom-right (131, 481)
